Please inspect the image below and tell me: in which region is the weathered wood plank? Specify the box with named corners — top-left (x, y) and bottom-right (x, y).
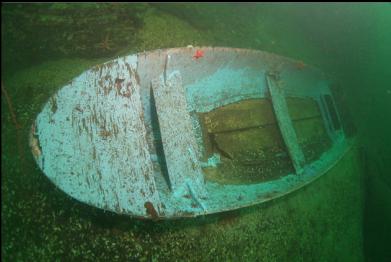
top-left (201, 97), bottom-right (321, 134)
top-left (286, 97), bottom-right (322, 120)
top-left (201, 99), bottom-right (276, 133)
top-left (36, 57), bottom-right (162, 217)
top-left (266, 72), bottom-right (305, 174)
top-left (151, 71), bottom-right (207, 205)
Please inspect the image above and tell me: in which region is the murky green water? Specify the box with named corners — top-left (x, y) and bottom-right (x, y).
top-left (2, 3), bottom-right (390, 261)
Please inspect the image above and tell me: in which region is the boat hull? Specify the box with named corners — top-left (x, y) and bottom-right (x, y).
top-left (30, 47), bottom-right (347, 219)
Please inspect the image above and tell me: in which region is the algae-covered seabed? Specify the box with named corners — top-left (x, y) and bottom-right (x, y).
top-left (2, 3), bottom-right (390, 261)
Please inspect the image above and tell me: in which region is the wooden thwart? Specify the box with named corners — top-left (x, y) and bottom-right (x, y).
top-left (266, 72), bottom-right (305, 174)
top-left (151, 71), bottom-right (207, 204)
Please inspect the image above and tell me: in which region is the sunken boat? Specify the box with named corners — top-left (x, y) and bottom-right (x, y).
top-left (30, 47), bottom-right (350, 219)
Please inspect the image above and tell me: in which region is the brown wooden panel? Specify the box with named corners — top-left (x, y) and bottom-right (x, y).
top-left (213, 126), bottom-right (284, 161)
top-left (293, 117), bottom-right (331, 163)
top-left (201, 99), bottom-right (276, 133)
top-left (199, 97), bottom-right (331, 184)
top-left (286, 97), bottom-right (321, 120)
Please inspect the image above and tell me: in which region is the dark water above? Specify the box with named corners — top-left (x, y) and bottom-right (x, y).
top-left (2, 3), bottom-right (390, 261)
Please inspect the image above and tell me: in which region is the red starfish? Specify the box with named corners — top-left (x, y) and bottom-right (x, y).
top-left (193, 49), bottom-right (204, 59)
